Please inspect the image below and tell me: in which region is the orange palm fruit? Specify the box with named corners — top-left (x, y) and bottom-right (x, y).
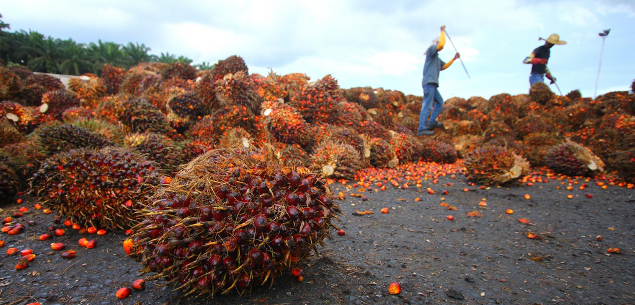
top-left (87, 226), bottom-right (97, 234)
top-left (86, 239), bottom-right (96, 249)
top-left (51, 242), bottom-right (66, 250)
top-left (61, 250), bottom-right (76, 259)
top-left (132, 279), bottom-right (145, 290)
top-left (381, 207), bottom-right (389, 214)
top-left (15, 257), bottom-right (29, 270)
top-left (388, 282), bottom-right (401, 295)
top-left (78, 238), bottom-right (89, 247)
top-left (116, 287), bottom-right (131, 299)
top-left (123, 239), bottom-right (134, 255)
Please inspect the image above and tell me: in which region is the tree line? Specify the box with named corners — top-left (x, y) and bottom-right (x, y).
top-left (0, 14), bottom-right (214, 76)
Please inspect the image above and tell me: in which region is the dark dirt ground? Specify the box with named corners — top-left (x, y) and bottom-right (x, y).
top-left (1, 167), bottom-right (635, 305)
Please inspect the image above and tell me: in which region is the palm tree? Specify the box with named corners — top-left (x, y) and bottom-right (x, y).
top-left (195, 61), bottom-right (215, 71)
top-left (0, 14), bottom-right (11, 64)
top-left (176, 55), bottom-right (193, 64)
top-left (157, 52), bottom-right (178, 64)
top-left (88, 40), bottom-right (126, 73)
top-left (59, 39), bottom-right (90, 75)
top-left (25, 34), bottom-right (63, 73)
top-left (122, 42), bottom-right (153, 68)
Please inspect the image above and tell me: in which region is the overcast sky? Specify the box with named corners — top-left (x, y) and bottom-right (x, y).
top-left (1, 0), bottom-right (633, 99)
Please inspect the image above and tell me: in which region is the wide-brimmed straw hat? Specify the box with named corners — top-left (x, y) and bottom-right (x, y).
top-left (546, 33), bottom-right (567, 45)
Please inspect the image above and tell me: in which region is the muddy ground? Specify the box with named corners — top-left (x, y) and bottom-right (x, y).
top-left (1, 168), bottom-right (634, 305)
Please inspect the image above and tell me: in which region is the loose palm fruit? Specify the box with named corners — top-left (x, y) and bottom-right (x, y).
top-left (132, 279), bottom-right (145, 290)
top-left (116, 287), bottom-right (131, 299)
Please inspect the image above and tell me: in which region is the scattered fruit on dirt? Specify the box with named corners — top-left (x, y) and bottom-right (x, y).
top-left (78, 238), bottom-right (89, 247)
top-left (505, 209), bottom-right (514, 214)
top-left (337, 229), bottom-right (346, 236)
top-left (607, 248), bottom-right (621, 254)
top-left (447, 215), bottom-right (454, 221)
top-left (596, 235), bottom-right (603, 241)
top-left (524, 194), bottom-right (531, 200)
top-left (527, 232), bottom-right (541, 239)
top-left (132, 279), bottom-right (145, 290)
top-left (15, 257), bottom-right (29, 269)
top-left (97, 229), bottom-right (107, 235)
top-left (122, 239), bottom-right (133, 255)
top-left (381, 207), bottom-right (389, 213)
top-left (518, 218), bottom-right (531, 224)
top-left (7, 247), bottom-right (18, 255)
top-left (50, 242), bottom-right (65, 250)
top-left (116, 287), bottom-right (131, 299)
top-left (61, 250), bottom-right (76, 259)
top-left (38, 233), bottom-right (51, 240)
top-left (54, 229), bottom-right (64, 236)
top-left (86, 239), bottom-right (96, 249)
top-left (389, 282), bottom-right (401, 295)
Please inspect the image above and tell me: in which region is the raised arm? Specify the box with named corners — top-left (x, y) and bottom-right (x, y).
top-left (442, 52), bottom-right (460, 70)
top-left (523, 51), bottom-right (547, 64)
top-left (437, 25), bottom-right (447, 51)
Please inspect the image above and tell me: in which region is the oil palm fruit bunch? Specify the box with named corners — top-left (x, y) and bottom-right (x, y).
top-left (453, 135), bottom-right (483, 158)
top-left (211, 55), bottom-right (249, 82)
top-left (0, 152), bottom-right (19, 205)
top-left (95, 94), bottom-right (131, 124)
top-left (120, 70), bottom-right (153, 96)
top-left (214, 71), bottom-right (262, 114)
top-left (363, 136), bottom-right (397, 168)
top-left (329, 101), bottom-right (366, 128)
top-left (212, 105), bottom-right (257, 140)
top-left (289, 75), bottom-right (341, 124)
top-left (195, 71), bottom-right (220, 110)
top-left (119, 99), bottom-right (171, 134)
top-left (272, 142), bottom-right (311, 167)
top-left (100, 64), bottom-right (126, 94)
top-left (0, 101), bottom-right (36, 133)
top-left (128, 147), bottom-right (341, 296)
top-left (418, 139), bottom-right (458, 164)
top-left (0, 65), bottom-right (24, 101)
top-left (484, 93), bottom-right (516, 123)
top-left (187, 116), bottom-right (218, 145)
top-left (438, 97), bottom-right (468, 121)
top-left (529, 82), bottom-right (555, 105)
top-left (373, 108), bottom-right (396, 129)
top-left (1, 140), bottom-right (45, 184)
top-left (218, 127), bottom-right (252, 150)
top-left (62, 107), bottom-right (93, 122)
top-left (311, 140), bottom-right (363, 180)
top-left (521, 132), bottom-right (562, 167)
top-left (513, 114), bottom-right (554, 138)
top-left (257, 100), bottom-right (312, 148)
top-left (566, 90), bottom-right (582, 102)
top-left (278, 73), bottom-right (310, 98)
top-left (24, 73), bottom-right (64, 91)
top-left (40, 89), bottom-right (81, 120)
top-left (251, 72), bottom-right (288, 102)
top-left (389, 132), bottom-right (420, 163)
top-left (356, 120), bottom-right (390, 141)
top-left (588, 113), bottom-right (635, 159)
top-left (322, 126), bottom-right (366, 157)
top-left (345, 87), bottom-right (380, 109)
top-left (608, 151), bottom-right (635, 183)
top-left (545, 140), bottom-right (605, 177)
top-left (382, 90), bottom-right (406, 113)
top-left (162, 62), bottom-right (197, 81)
top-left (0, 119), bottom-right (25, 147)
top-left (35, 122), bottom-right (115, 156)
top-left (167, 88), bottom-right (207, 122)
top-left (29, 146), bottom-right (161, 229)
top-left (125, 132), bottom-right (190, 175)
top-left (464, 145), bottom-right (529, 185)
top-left (67, 75), bottom-right (106, 109)
top-left (451, 120), bottom-right (481, 137)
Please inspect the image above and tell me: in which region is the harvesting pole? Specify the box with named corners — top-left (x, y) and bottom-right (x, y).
top-left (594, 29), bottom-right (610, 99)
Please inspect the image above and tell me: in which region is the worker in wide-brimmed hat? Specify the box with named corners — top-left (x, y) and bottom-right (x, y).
top-left (523, 33), bottom-right (566, 87)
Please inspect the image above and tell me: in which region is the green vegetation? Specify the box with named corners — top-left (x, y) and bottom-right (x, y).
top-left (0, 14), bottom-right (214, 75)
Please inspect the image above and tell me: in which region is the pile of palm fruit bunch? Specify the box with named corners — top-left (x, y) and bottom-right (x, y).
top-left (431, 80), bottom-right (635, 183)
top-left (126, 147), bottom-right (341, 296)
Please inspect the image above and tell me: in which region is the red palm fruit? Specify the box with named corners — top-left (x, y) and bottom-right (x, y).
top-left (19, 206), bottom-right (28, 212)
top-left (115, 287), bottom-right (131, 299)
top-left (0, 240), bottom-right (4, 247)
top-left (8, 228), bottom-right (20, 235)
top-left (78, 238), bottom-right (89, 247)
top-left (1, 226), bottom-right (11, 233)
top-left (63, 220), bottom-right (72, 226)
top-left (37, 233), bottom-right (50, 241)
top-left (25, 253), bottom-right (36, 261)
top-left (132, 279), bottom-right (145, 290)
top-left (72, 223), bottom-right (81, 230)
top-left (61, 250), bottom-right (76, 259)
top-left (87, 226), bottom-right (97, 234)
top-left (337, 229), bottom-right (345, 236)
top-left (291, 267), bottom-right (303, 277)
top-left (123, 239), bottom-right (134, 255)
top-left (20, 249), bottom-right (33, 256)
top-left (388, 282), bottom-right (401, 294)
top-left (96, 229), bottom-right (107, 235)
top-left (86, 239), bottom-right (96, 249)
top-left (7, 247), bottom-right (18, 255)
top-left (51, 242), bottom-right (66, 250)
top-left (15, 257), bottom-right (29, 269)
top-left (54, 229), bottom-right (64, 236)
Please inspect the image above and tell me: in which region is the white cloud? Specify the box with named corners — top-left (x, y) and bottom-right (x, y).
top-left (560, 6), bottom-right (599, 27)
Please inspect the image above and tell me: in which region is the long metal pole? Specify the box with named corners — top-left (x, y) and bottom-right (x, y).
top-left (594, 36), bottom-right (606, 99)
top-left (444, 31), bottom-right (470, 79)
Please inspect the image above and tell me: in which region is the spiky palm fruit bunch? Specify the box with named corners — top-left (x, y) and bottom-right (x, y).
top-left (418, 139), bottom-right (458, 164)
top-left (545, 140), bottom-right (605, 177)
top-left (404, 94), bottom-right (423, 112)
top-left (373, 108), bottom-right (396, 129)
top-left (0, 65), bottom-right (24, 102)
top-left (389, 132), bottom-right (420, 163)
top-left (124, 132), bottom-right (191, 175)
top-left (278, 73), bottom-right (311, 97)
top-left (40, 89), bottom-right (81, 120)
top-left (100, 64), bottom-right (126, 94)
top-left (256, 100), bottom-right (312, 148)
top-left (23, 73), bottom-right (63, 91)
top-left (120, 71), bottom-right (154, 96)
top-left (165, 88), bottom-right (207, 129)
top-left (608, 151), bottom-right (635, 183)
top-left (251, 72), bottom-right (288, 102)
top-left (187, 116), bottom-right (218, 145)
top-left (311, 140), bottom-right (363, 180)
top-left (566, 90), bottom-right (582, 101)
top-left (363, 136), bottom-right (397, 168)
top-left (29, 147), bottom-right (160, 229)
top-left (162, 62), bottom-right (198, 81)
top-left (62, 107), bottom-right (93, 122)
top-left (438, 97), bottom-right (469, 121)
top-left (272, 142), bottom-right (311, 168)
top-left (0, 101), bottom-right (37, 133)
top-left (214, 71), bottom-right (263, 114)
top-left (520, 132), bottom-right (563, 167)
top-left (218, 127), bottom-right (252, 150)
top-left (588, 113), bottom-right (635, 160)
top-left (195, 71), bottom-right (221, 111)
top-left (396, 108), bottom-right (419, 134)
top-left (482, 121), bottom-right (514, 142)
top-left (120, 99), bottom-right (171, 134)
top-left (319, 126), bottom-right (366, 157)
top-left (453, 135), bottom-right (483, 158)
top-left (562, 100), bottom-right (595, 131)
top-left (0, 119), bottom-right (25, 147)
top-left (484, 93), bottom-right (517, 124)
top-left (212, 105), bottom-right (257, 141)
top-left (356, 120), bottom-right (391, 141)
top-left (345, 87), bottom-right (381, 109)
top-left (35, 123), bottom-right (115, 156)
top-left (512, 114), bottom-right (554, 138)
top-left (289, 75), bottom-right (342, 124)
top-left (529, 82), bottom-right (555, 105)
top-left (95, 94), bottom-right (130, 124)
top-left (211, 55), bottom-right (249, 82)
top-left (330, 101), bottom-right (366, 128)
top-left (1, 140), bottom-right (45, 183)
top-left (451, 120), bottom-right (481, 137)
top-left (381, 90), bottom-right (405, 112)
top-left (464, 145), bottom-right (529, 185)
top-left (597, 91), bottom-right (635, 116)
top-left (128, 147), bottom-right (340, 296)
top-left (67, 76), bottom-right (106, 109)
